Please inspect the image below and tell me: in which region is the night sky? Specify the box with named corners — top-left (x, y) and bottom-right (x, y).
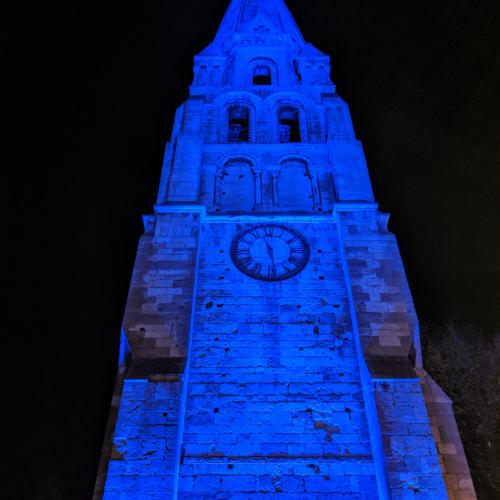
top-left (8, 1), bottom-right (500, 498)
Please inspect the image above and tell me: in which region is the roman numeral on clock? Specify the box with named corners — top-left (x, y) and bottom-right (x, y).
top-left (250, 263), bottom-right (263, 275)
top-left (237, 248), bottom-right (250, 257)
top-left (290, 246), bottom-right (305, 255)
top-left (249, 228), bottom-right (261, 239)
top-left (238, 256), bottom-right (252, 266)
top-left (268, 265), bottom-right (277, 277)
top-left (289, 256), bottom-right (304, 266)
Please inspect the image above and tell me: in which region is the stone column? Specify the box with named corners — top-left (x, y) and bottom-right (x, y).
top-left (272, 171), bottom-right (280, 208)
top-left (253, 169), bottom-right (264, 211)
top-left (213, 167), bottom-right (225, 212)
top-left (258, 167), bottom-right (278, 211)
top-left (310, 168), bottom-right (324, 212)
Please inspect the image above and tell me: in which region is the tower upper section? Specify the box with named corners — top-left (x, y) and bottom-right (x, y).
top-left (192, 0), bottom-right (333, 92)
top-left (157, 0), bottom-right (375, 209)
top-left (213, 0), bottom-right (305, 47)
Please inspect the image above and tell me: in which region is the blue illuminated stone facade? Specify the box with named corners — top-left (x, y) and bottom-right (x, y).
top-left (95, 1), bottom-right (476, 498)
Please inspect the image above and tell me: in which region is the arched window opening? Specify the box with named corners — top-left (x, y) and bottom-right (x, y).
top-left (228, 105), bottom-right (250, 143)
top-left (279, 107), bottom-right (301, 143)
top-left (276, 159), bottom-right (312, 211)
top-left (215, 159), bottom-right (256, 213)
top-left (253, 65), bottom-right (272, 85)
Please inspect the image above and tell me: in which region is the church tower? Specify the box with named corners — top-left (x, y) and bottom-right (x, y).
top-left (95, 1), bottom-right (476, 498)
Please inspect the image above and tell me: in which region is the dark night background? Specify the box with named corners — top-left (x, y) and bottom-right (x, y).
top-left (7, 0), bottom-right (499, 498)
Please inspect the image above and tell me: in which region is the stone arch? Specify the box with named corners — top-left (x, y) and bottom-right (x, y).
top-left (273, 157), bottom-right (314, 212)
top-left (278, 154), bottom-right (312, 170)
top-left (227, 104), bottom-right (250, 143)
top-left (278, 105), bottom-right (301, 142)
top-left (266, 93), bottom-right (311, 143)
top-left (216, 93), bottom-right (261, 143)
top-left (214, 156), bottom-right (260, 213)
top-left (248, 57), bottom-right (277, 85)
top-left (253, 64), bottom-right (271, 85)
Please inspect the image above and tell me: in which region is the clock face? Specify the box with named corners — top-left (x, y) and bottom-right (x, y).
top-left (230, 224), bottom-right (310, 281)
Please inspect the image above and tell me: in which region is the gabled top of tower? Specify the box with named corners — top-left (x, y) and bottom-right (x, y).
top-left (201, 0), bottom-right (324, 56)
top-left (214, 0), bottom-right (305, 45)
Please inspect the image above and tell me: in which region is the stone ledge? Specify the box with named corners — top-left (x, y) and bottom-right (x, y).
top-left (365, 356), bottom-right (417, 379)
top-left (124, 357), bottom-right (187, 378)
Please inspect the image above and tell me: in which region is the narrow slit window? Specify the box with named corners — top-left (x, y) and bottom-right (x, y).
top-left (253, 65), bottom-right (272, 85)
top-left (279, 107), bottom-right (301, 143)
top-left (228, 105), bottom-right (250, 143)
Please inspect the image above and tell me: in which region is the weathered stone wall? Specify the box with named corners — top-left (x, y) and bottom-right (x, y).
top-left (122, 212), bottom-right (200, 376)
top-left (97, 0), bottom-right (476, 496)
top-left (328, 138), bottom-right (374, 203)
top-left (338, 207), bottom-right (418, 372)
top-left (97, 210), bottom-right (202, 498)
top-left (337, 206), bottom-right (474, 498)
top-left (93, 367), bottom-right (126, 500)
top-left (166, 98), bottom-right (204, 202)
top-left (374, 380), bottom-right (448, 499)
top-left (177, 220), bottom-right (379, 498)
top-left (103, 378), bottom-right (182, 499)
top-left (198, 146), bottom-right (336, 215)
top-left (418, 370), bottom-right (477, 500)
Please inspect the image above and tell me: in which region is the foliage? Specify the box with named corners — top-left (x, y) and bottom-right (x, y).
top-left (422, 322), bottom-right (500, 499)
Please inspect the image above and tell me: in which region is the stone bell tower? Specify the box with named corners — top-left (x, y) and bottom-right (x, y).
top-left (95, 1), bottom-right (476, 498)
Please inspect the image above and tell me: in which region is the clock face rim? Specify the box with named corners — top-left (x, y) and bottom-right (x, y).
top-left (230, 224), bottom-right (310, 282)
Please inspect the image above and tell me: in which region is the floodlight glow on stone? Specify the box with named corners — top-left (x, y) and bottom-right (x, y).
top-left (97, 1), bottom-right (476, 499)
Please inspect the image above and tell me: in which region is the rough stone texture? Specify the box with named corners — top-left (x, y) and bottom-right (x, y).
top-left (198, 147), bottom-right (337, 215)
top-left (96, 0), bottom-right (476, 497)
top-left (93, 367), bottom-right (126, 500)
top-left (418, 370), bottom-right (477, 500)
top-left (338, 205), bottom-right (475, 498)
top-left (374, 380), bottom-right (448, 499)
top-left (328, 136), bottom-right (374, 203)
top-left (103, 378), bottom-right (182, 499)
top-left (122, 212), bottom-right (200, 376)
top-left (338, 207), bottom-right (418, 371)
top-left (165, 99), bottom-right (204, 202)
top-left (178, 221), bottom-right (378, 497)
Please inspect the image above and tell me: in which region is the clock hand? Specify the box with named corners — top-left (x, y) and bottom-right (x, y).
top-left (264, 238), bottom-right (275, 265)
